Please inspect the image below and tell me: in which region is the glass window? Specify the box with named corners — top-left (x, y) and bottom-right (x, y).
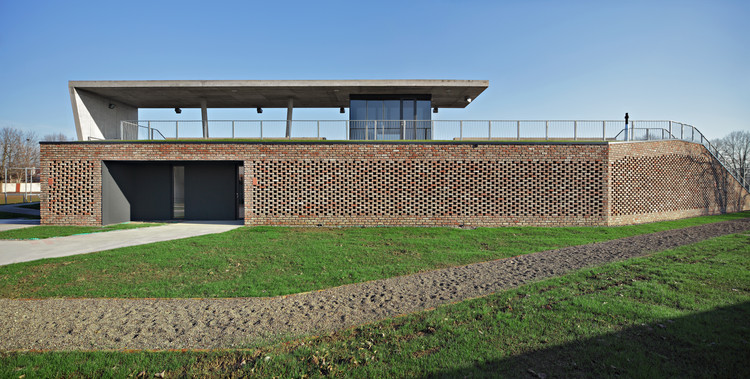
top-left (366, 101), bottom-right (383, 140)
top-left (173, 165), bottom-right (184, 219)
top-left (366, 100), bottom-right (383, 120)
top-left (349, 97), bottom-right (432, 140)
top-left (383, 100), bottom-right (400, 120)
top-left (350, 100), bottom-right (367, 120)
top-left (416, 100), bottom-right (432, 140)
top-left (382, 100), bottom-right (401, 140)
top-left (349, 100), bottom-right (367, 140)
top-left (402, 100), bottom-right (415, 120)
top-left (416, 100), bottom-right (431, 120)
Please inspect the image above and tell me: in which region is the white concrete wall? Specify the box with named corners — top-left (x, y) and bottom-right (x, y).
top-left (71, 88), bottom-right (138, 141)
top-left (2, 183), bottom-right (41, 192)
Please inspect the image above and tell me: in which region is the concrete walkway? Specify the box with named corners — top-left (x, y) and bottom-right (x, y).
top-left (0, 203), bottom-right (39, 232)
top-left (0, 221), bottom-right (243, 266)
top-left (0, 219), bottom-right (39, 231)
top-left (0, 203), bottom-right (40, 231)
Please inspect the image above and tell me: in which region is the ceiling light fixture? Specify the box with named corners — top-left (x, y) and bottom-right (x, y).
top-left (174, 108), bottom-right (182, 114)
top-left (257, 107), bottom-right (263, 114)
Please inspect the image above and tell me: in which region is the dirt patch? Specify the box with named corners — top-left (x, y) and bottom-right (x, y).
top-left (0, 218), bottom-right (748, 351)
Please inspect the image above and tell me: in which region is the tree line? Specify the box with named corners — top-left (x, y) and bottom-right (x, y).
top-left (0, 127), bottom-right (68, 183)
top-left (713, 130), bottom-right (750, 187)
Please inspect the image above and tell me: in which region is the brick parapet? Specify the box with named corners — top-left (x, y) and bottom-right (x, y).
top-left (40, 142), bottom-right (609, 227)
top-left (40, 140), bottom-right (748, 227)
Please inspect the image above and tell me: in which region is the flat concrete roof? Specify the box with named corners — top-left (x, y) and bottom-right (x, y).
top-left (69, 80), bottom-right (489, 109)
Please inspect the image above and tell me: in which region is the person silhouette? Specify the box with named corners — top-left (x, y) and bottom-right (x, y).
top-left (624, 113), bottom-right (630, 141)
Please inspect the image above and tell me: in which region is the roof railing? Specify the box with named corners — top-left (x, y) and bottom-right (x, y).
top-left (118, 119), bottom-right (681, 142)
top-left (112, 119), bottom-right (746, 191)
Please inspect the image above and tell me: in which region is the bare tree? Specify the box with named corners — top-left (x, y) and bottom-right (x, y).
top-left (713, 130), bottom-right (750, 186)
top-left (42, 132), bottom-right (69, 142)
top-left (1, 127), bottom-right (21, 182)
top-left (0, 127), bottom-right (39, 183)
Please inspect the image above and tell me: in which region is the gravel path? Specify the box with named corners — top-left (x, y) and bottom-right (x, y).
top-left (1, 218), bottom-right (748, 351)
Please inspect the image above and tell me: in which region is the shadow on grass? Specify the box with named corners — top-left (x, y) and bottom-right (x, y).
top-left (430, 301), bottom-right (750, 378)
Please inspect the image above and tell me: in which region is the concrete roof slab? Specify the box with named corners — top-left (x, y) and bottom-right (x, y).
top-left (69, 80), bottom-right (489, 108)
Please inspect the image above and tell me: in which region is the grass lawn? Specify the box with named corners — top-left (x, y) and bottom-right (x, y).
top-left (0, 194), bottom-right (40, 205)
top-left (0, 223), bottom-right (162, 240)
top-left (115, 138), bottom-right (605, 143)
top-left (0, 211), bottom-right (748, 299)
top-left (1, 232), bottom-right (747, 378)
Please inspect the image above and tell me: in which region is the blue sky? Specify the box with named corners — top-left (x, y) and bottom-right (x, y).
top-left (0, 0), bottom-right (747, 139)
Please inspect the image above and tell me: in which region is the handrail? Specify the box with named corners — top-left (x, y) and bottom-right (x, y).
top-left (613, 127), bottom-right (747, 191)
top-left (120, 119), bottom-right (644, 142)
top-left (116, 119), bottom-right (747, 191)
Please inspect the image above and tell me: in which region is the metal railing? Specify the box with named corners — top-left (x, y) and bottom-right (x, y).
top-left (118, 119), bottom-right (717, 142)
top-left (613, 124), bottom-right (748, 191)
top-left (120, 119), bottom-right (645, 141)
top-left (117, 119), bottom-right (747, 191)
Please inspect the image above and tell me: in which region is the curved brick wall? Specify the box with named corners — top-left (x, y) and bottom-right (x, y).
top-left (608, 140), bottom-right (750, 225)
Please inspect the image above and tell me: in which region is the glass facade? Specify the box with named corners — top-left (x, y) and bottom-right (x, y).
top-left (349, 97), bottom-right (431, 140)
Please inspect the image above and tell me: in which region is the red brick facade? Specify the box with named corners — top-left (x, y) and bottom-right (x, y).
top-left (608, 140), bottom-right (750, 225)
top-left (40, 140), bottom-right (749, 227)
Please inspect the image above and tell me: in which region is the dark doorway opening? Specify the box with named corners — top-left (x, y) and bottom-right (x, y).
top-left (102, 161), bottom-right (243, 224)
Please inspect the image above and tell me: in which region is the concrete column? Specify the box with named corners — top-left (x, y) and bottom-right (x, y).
top-left (201, 99), bottom-right (209, 138)
top-left (286, 98), bottom-right (294, 138)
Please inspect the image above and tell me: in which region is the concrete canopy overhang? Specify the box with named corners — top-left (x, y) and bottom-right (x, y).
top-left (68, 79), bottom-right (489, 109)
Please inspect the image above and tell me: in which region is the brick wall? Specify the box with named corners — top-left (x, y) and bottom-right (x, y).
top-left (40, 142), bottom-right (609, 227)
top-left (42, 159), bottom-right (101, 225)
top-left (40, 140), bottom-right (748, 227)
top-left (608, 140), bottom-right (750, 225)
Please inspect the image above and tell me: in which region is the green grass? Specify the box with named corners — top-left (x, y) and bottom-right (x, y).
top-left (2, 232), bottom-right (748, 378)
top-left (0, 211), bottom-right (748, 299)
top-left (0, 194), bottom-right (40, 205)
top-left (0, 211), bottom-right (39, 219)
top-left (0, 223), bottom-right (162, 240)
top-left (113, 138), bottom-right (605, 143)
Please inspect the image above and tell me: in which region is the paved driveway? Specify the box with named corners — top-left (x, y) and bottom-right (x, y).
top-left (0, 203), bottom-right (40, 231)
top-left (0, 221), bottom-right (243, 266)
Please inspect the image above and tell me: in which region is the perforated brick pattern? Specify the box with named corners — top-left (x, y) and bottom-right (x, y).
top-left (250, 159), bottom-right (606, 226)
top-left (39, 140), bottom-right (747, 227)
top-left (608, 141), bottom-right (750, 225)
top-left (611, 154), bottom-right (710, 215)
top-left (44, 160), bottom-right (100, 224)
